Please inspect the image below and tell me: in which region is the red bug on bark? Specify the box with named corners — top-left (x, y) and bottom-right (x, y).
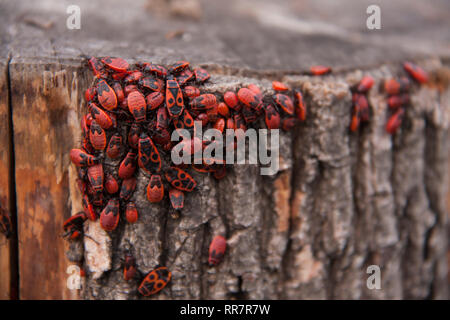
top-left (226, 118), bottom-right (235, 130)
top-left (357, 76), bottom-right (375, 93)
top-left (144, 63), bottom-right (168, 78)
top-left (105, 174), bottom-right (119, 194)
top-left (138, 133), bottom-right (161, 173)
top-left (169, 188), bottom-right (184, 210)
top-left (138, 267), bottom-right (172, 296)
top-left (118, 151), bottom-right (137, 179)
top-left (272, 81), bottom-right (289, 92)
top-left (281, 117), bottom-right (297, 131)
top-left (183, 86), bottom-right (200, 99)
top-left (156, 106), bottom-right (169, 131)
top-left (127, 90), bottom-right (147, 123)
top-left (213, 118), bottom-right (226, 133)
top-left (125, 202), bottom-right (138, 224)
top-left (89, 102), bottom-right (113, 129)
top-left (124, 84), bottom-right (138, 97)
top-left (81, 114), bottom-right (90, 138)
top-left (194, 68), bottom-right (210, 83)
top-left (82, 194), bottom-right (96, 221)
top-left (196, 113), bottom-right (209, 127)
top-left (97, 79), bottom-right (118, 111)
top-left (310, 65), bottom-right (332, 76)
top-left (152, 128), bottom-right (171, 146)
top-left (217, 102), bottom-right (230, 118)
top-left (123, 253), bottom-right (137, 281)
top-left (166, 79), bottom-right (185, 118)
top-left (237, 88), bottom-right (262, 111)
top-left (62, 212), bottom-right (87, 240)
top-left (264, 104), bottom-right (281, 129)
top-left (147, 174), bottom-right (164, 203)
top-left (294, 90), bottom-right (306, 121)
top-left (273, 93), bottom-right (294, 115)
top-left (87, 163), bottom-right (104, 194)
top-left (106, 133), bottom-right (123, 159)
top-left (128, 122), bottom-right (140, 149)
top-left (101, 57), bottom-right (129, 73)
top-left (146, 92), bottom-right (165, 110)
top-left (100, 198), bottom-right (120, 232)
top-left (70, 149), bottom-right (98, 167)
top-left (403, 62), bottom-right (428, 84)
top-left (354, 93), bottom-right (369, 122)
top-left (89, 120), bottom-right (107, 151)
top-left (165, 167), bottom-right (197, 192)
top-left (234, 113), bottom-right (246, 131)
top-left (208, 235), bottom-right (227, 266)
top-left (87, 57), bottom-right (106, 78)
top-left (120, 177), bottom-right (137, 201)
top-left (191, 94), bottom-right (217, 110)
top-left (173, 109), bottom-right (195, 130)
top-left (349, 104), bottom-right (360, 132)
top-left (386, 108), bottom-right (404, 135)
top-left (206, 103), bottom-right (219, 122)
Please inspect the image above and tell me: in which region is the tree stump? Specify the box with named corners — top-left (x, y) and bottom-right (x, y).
top-left (0, 0), bottom-right (449, 299)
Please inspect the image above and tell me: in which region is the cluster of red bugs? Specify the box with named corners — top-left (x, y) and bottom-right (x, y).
top-left (384, 62), bottom-right (429, 134)
top-left (350, 75), bottom-right (374, 132)
top-left (64, 56), bottom-right (307, 296)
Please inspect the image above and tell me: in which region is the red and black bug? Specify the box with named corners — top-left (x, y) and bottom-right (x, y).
top-left (292, 91), bottom-right (305, 122)
top-left (97, 79), bottom-right (118, 111)
top-left (0, 205), bottom-right (12, 239)
top-left (85, 86), bottom-right (96, 102)
top-left (213, 118), bottom-right (226, 133)
top-left (234, 113), bottom-right (246, 131)
top-left (156, 106), bottom-right (169, 131)
top-left (146, 92), bottom-right (165, 110)
top-left (138, 133), bottom-right (161, 173)
top-left (272, 81), bottom-right (289, 92)
top-left (183, 86), bottom-right (200, 99)
top-left (82, 194), bottom-right (97, 221)
top-left (118, 151), bottom-right (137, 179)
top-left (191, 94), bottom-right (217, 110)
top-left (310, 65), bottom-right (332, 76)
top-left (176, 69), bottom-right (194, 85)
top-left (357, 76), bottom-right (375, 93)
top-left (196, 113), bottom-right (209, 127)
top-left (128, 122), bottom-right (140, 149)
top-left (87, 56), bottom-right (106, 78)
top-left (105, 174), bottom-right (119, 194)
top-left (106, 133), bottom-right (123, 159)
top-left (354, 93), bottom-right (369, 122)
top-left (169, 188), bottom-right (184, 210)
top-left (384, 77), bottom-right (411, 95)
top-left (89, 120), bottom-right (107, 151)
top-left (125, 71), bottom-right (143, 84)
top-left (81, 114), bottom-right (90, 138)
top-left (217, 102), bottom-right (230, 118)
top-left (127, 90), bottom-right (147, 123)
top-left (124, 84), bottom-right (138, 97)
top-left (386, 108), bottom-right (404, 135)
top-left (403, 62), bottom-right (428, 84)
top-left (89, 102), bottom-right (113, 130)
top-left (173, 109), bottom-right (195, 130)
top-left (100, 198), bottom-right (120, 232)
top-left (125, 202), bottom-right (138, 224)
top-left (87, 163), bottom-right (104, 194)
top-left (62, 212), bottom-right (87, 240)
top-left (120, 177), bottom-right (137, 201)
top-left (264, 103), bottom-right (281, 129)
top-left (208, 235), bottom-right (227, 266)
top-left (206, 103), bottom-right (219, 122)
top-left (387, 94), bottom-right (409, 109)
top-left (273, 93), bottom-right (294, 115)
top-left (147, 174), bottom-right (164, 203)
top-left (112, 82), bottom-right (125, 103)
top-left (70, 149), bottom-right (98, 167)
top-left (194, 68), bottom-right (210, 83)
top-left (152, 128), bottom-right (171, 146)
top-left (101, 57), bottom-right (129, 73)
top-left (281, 117), bottom-right (297, 131)
top-left (144, 63), bottom-right (168, 78)
top-left (237, 88), bottom-right (262, 111)
top-left (123, 253), bottom-right (137, 281)
top-left (166, 79), bottom-right (185, 118)
top-left (349, 104), bottom-right (360, 132)
top-left (224, 91), bottom-right (240, 110)
top-left (165, 167), bottom-right (197, 192)
top-left (241, 106), bottom-right (257, 123)
top-left (140, 77), bottom-right (164, 92)
top-left (169, 61), bottom-right (189, 74)
top-left (138, 267), bottom-right (172, 296)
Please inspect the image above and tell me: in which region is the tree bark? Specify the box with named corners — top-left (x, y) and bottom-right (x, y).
top-left (0, 0), bottom-right (449, 300)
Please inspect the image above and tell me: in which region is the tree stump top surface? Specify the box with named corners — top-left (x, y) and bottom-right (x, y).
top-left (2, 0), bottom-right (450, 71)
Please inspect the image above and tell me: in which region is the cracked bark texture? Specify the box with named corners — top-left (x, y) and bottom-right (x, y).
top-left (0, 0), bottom-right (449, 299)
